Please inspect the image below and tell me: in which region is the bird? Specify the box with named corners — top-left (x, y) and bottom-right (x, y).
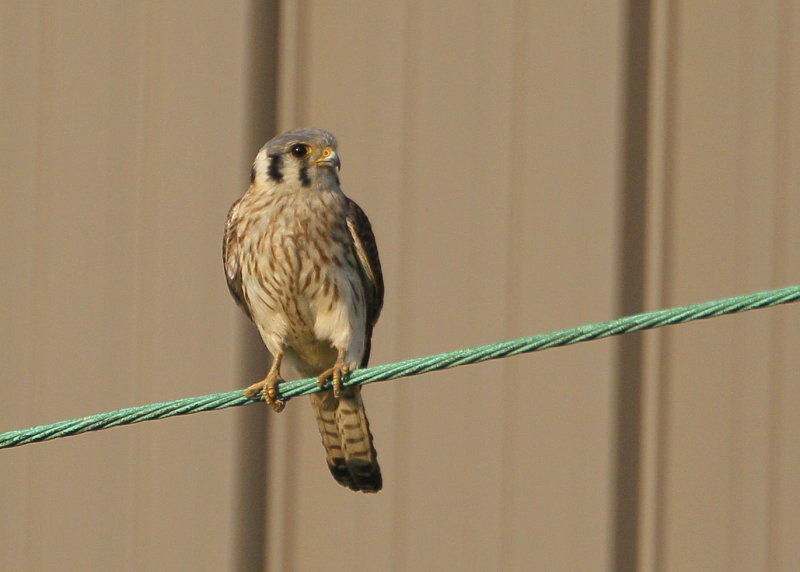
top-left (223, 128), bottom-right (384, 492)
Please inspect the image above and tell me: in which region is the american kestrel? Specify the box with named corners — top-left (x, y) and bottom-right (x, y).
top-left (223, 128), bottom-right (383, 492)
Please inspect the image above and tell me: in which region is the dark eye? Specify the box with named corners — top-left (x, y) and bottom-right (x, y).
top-left (290, 144), bottom-right (310, 158)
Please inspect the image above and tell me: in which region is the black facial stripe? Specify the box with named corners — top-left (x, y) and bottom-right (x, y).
top-left (268, 154), bottom-right (283, 182)
top-left (299, 166), bottom-right (311, 187)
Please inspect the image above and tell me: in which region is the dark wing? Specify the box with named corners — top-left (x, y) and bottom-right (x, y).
top-left (345, 198), bottom-right (384, 367)
top-left (222, 198), bottom-right (252, 320)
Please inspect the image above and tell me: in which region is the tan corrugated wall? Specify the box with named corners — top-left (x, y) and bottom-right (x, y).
top-left (0, 1), bottom-right (265, 570)
top-left (1, 1), bottom-right (798, 571)
top-left (266, 2), bottom-right (622, 570)
top-left (641, 1), bottom-right (800, 570)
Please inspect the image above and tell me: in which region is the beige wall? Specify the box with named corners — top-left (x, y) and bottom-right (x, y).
top-left (1, 1), bottom-right (798, 571)
top-left (642, 1), bottom-right (800, 570)
top-left (0, 1), bottom-right (264, 570)
top-left (267, 1), bottom-right (623, 570)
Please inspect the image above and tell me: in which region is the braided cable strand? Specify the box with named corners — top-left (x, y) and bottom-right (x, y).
top-left (2, 284), bottom-right (798, 449)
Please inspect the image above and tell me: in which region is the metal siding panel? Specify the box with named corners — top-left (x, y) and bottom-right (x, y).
top-left (267, 2), bottom-right (411, 569)
top-left (268, 1), bottom-right (623, 570)
top-left (666, 2), bottom-right (774, 569)
top-left (643, 0), bottom-right (800, 570)
top-left (0, 1), bottom-right (252, 569)
top-left (504, 3), bottom-right (622, 569)
top-left (0, 3), bottom-right (42, 570)
top-left (772, 4), bottom-right (800, 569)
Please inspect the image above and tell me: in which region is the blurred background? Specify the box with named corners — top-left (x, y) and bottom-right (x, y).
top-left (1, 1), bottom-right (798, 570)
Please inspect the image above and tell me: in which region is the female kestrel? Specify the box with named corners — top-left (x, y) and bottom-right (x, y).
top-left (223, 128), bottom-right (383, 492)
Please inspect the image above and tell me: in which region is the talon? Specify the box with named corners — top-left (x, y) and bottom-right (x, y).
top-left (333, 364), bottom-right (349, 398)
top-left (244, 381), bottom-right (265, 400)
top-left (266, 382), bottom-right (286, 413)
top-left (244, 352), bottom-right (286, 412)
top-left (316, 349), bottom-right (349, 398)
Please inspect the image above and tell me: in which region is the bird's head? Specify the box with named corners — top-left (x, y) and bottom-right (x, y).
top-left (251, 128), bottom-right (341, 191)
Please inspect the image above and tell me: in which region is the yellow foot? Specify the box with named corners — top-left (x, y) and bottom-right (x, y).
top-left (244, 353), bottom-right (286, 412)
top-left (317, 351), bottom-right (349, 399)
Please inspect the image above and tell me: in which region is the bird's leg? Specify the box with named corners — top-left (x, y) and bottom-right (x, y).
top-left (317, 347), bottom-right (349, 399)
top-left (244, 351), bottom-right (286, 413)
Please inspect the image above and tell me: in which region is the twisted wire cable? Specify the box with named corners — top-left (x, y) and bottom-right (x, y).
top-left (2, 284), bottom-right (798, 450)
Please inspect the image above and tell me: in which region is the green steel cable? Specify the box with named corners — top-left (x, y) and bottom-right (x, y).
top-left (1, 284), bottom-right (798, 450)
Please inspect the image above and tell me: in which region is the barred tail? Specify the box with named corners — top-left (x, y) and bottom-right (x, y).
top-left (310, 387), bottom-right (382, 493)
